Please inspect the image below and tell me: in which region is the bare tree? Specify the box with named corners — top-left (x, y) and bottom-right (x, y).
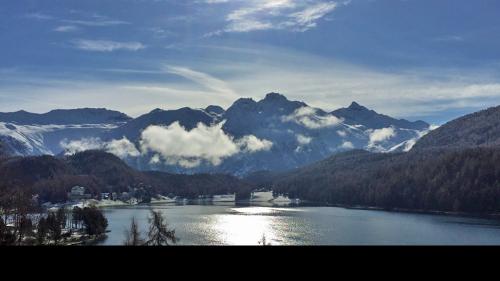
top-left (145, 210), bottom-right (177, 246)
top-left (123, 217), bottom-right (144, 246)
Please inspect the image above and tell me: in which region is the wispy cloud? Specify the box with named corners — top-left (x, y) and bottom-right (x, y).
top-left (72, 39), bottom-right (146, 52)
top-left (204, 0), bottom-right (347, 35)
top-left (433, 35), bottom-right (465, 43)
top-left (282, 106), bottom-right (343, 129)
top-left (62, 18), bottom-right (130, 27)
top-left (24, 12), bottom-right (54, 20)
top-left (288, 2), bottom-right (338, 31)
top-left (2, 43), bottom-right (500, 122)
top-left (164, 65), bottom-right (237, 97)
top-left (53, 25), bottom-right (79, 32)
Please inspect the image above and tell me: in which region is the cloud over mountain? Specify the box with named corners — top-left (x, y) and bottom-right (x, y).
top-left (61, 137), bottom-right (140, 158)
top-left (140, 121), bottom-right (273, 168)
top-left (282, 106), bottom-right (343, 129)
top-left (368, 127), bottom-right (396, 147)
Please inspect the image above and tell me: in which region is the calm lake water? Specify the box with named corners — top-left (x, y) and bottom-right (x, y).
top-left (100, 203), bottom-right (500, 245)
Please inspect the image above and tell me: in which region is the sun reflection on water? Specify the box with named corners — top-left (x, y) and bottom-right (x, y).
top-left (212, 207), bottom-right (289, 245)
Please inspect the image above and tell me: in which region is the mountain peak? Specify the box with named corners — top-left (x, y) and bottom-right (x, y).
top-left (205, 105), bottom-right (225, 115)
top-left (348, 101), bottom-right (368, 111)
top-left (262, 92), bottom-right (288, 102)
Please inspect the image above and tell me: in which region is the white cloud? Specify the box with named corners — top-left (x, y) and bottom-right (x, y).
top-left (60, 137), bottom-right (140, 158)
top-left (140, 121), bottom-right (272, 168)
top-left (60, 137), bottom-right (104, 155)
top-left (340, 141), bottom-right (354, 149)
top-left (72, 39), bottom-right (146, 52)
top-left (150, 154), bottom-right (161, 165)
top-left (368, 127), bottom-right (396, 146)
top-left (105, 138), bottom-right (140, 158)
top-left (337, 130), bottom-right (347, 137)
top-left (282, 106), bottom-right (343, 129)
top-left (296, 134), bottom-right (312, 145)
top-left (237, 135), bottom-right (273, 152)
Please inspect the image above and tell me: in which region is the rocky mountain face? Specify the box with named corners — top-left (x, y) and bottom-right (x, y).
top-left (412, 105), bottom-right (500, 150)
top-left (0, 93), bottom-right (431, 175)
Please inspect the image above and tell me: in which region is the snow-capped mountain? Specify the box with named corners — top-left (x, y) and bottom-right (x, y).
top-left (0, 93), bottom-right (431, 175)
top-left (0, 109), bottom-right (131, 156)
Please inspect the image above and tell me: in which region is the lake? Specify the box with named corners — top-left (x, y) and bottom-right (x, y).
top-left (100, 203), bottom-right (500, 245)
top-left (101, 201), bottom-right (500, 245)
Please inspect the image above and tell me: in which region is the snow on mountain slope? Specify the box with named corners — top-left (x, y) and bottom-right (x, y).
top-left (0, 122), bottom-right (121, 156)
top-left (0, 94), bottom-right (431, 175)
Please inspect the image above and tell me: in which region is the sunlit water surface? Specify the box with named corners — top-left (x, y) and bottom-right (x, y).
top-left (100, 203), bottom-right (500, 245)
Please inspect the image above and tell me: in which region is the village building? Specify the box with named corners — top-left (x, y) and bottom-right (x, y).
top-left (68, 186), bottom-right (92, 201)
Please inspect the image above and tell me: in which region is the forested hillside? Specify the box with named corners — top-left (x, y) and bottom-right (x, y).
top-left (272, 148), bottom-right (500, 213)
top-left (0, 150), bottom-right (255, 203)
top-left (413, 105), bottom-right (500, 150)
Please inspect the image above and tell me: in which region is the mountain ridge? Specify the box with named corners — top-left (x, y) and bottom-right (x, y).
top-left (0, 93), bottom-right (432, 175)
top-left (0, 108), bottom-right (132, 125)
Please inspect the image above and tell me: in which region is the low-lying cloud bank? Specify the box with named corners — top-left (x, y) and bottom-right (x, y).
top-left (282, 106), bottom-right (343, 129)
top-left (60, 137), bottom-right (140, 157)
top-left (61, 121), bottom-right (273, 168)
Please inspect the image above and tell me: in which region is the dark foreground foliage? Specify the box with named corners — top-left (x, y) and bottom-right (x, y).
top-left (123, 210), bottom-right (177, 246)
top-left (0, 191), bottom-right (108, 246)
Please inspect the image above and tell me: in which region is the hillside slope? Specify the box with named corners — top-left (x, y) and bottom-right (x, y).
top-left (413, 105), bottom-right (500, 150)
top-left (272, 148), bottom-right (500, 213)
top-left (0, 151), bottom-right (254, 203)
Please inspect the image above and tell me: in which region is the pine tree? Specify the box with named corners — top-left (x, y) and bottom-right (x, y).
top-left (145, 210), bottom-right (177, 246)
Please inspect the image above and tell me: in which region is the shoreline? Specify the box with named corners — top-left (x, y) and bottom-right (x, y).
top-left (59, 194), bottom-right (500, 221)
top-left (320, 203), bottom-right (500, 220)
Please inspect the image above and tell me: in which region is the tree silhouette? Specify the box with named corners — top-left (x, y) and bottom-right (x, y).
top-left (145, 210), bottom-right (177, 246)
top-left (124, 217), bottom-right (144, 246)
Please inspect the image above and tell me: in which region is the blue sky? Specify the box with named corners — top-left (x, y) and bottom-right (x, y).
top-left (1, 0), bottom-right (500, 124)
